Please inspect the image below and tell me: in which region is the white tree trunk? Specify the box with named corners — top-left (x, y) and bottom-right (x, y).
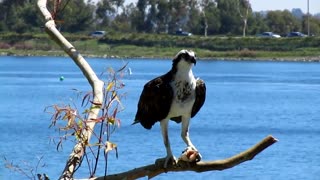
top-left (238, 0), bottom-right (250, 37)
top-left (37, 0), bottom-right (104, 179)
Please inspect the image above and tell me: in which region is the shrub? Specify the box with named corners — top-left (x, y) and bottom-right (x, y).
top-left (13, 42), bottom-right (33, 50)
top-left (238, 48), bottom-right (257, 57)
top-left (0, 42), bottom-right (11, 49)
top-left (99, 32), bottom-right (320, 52)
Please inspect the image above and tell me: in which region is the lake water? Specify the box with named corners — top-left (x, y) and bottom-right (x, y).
top-left (0, 56), bottom-right (320, 180)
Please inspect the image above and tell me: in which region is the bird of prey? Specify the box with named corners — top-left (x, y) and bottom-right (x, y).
top-left (133, 50), bottom-right (206, 168)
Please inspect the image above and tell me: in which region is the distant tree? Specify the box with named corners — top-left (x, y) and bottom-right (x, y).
top-left (199, 0), bottom-right (209, 37)
top-left (264, 11), bottom-right (282, 33)
top-left (0, 0), bottom-right (318, 36)
top-left (113, 0), bottom-right (125, 14)
top-left (133, 0), bottom-right (148, 32)
top-left (302, 15), bottom-right (320, 36)
top-left (247, 12), bottom-right (268, 35)
top-left (0, 0), bottom-right (19, 32)
top-left (111, 3), bottom-right (135, 33)
top-left (216, 0), bottom-right (242, 35)
top-left (145, 0), bottom-right (158, 33)
top-left (57, 0), bottom-right (95, 32)
top-left (17, 2), bottom-right (42, 32)
top-left (202, 0), bottom-right (220, 36)
top-left (281, 10), bottom-right (301, 33)
top-left (167, 0), bottom-right (189, 33)
top-left (1, 4), bottom-right (19, 32)
top-left (237, 0), bottom-right (252, 37)
top-left (1, 0), bottom-right (28, 7)
top-left (0, 0), bottom-right (42, 33)
top-left (156, 0), bottom-right (171, 33)
top-left (96, 0), bottom-right (117, 28)
top-left (265, 10), bottom-right (300, 34)
top-left (186, 0), bottom-right (202, 34)
top-left (0, 1), bottom-right (9, 31)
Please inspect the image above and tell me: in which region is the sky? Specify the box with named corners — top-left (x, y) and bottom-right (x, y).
top-left (90, 0), bottom-right (320, 15)
top-left (250, 0), bottom-right (319, 14)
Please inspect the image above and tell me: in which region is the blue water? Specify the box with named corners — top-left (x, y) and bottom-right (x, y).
top-left (1, 56), bottom-right (320, 180)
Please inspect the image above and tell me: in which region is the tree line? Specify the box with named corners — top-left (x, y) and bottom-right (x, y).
top-left (1, 0), bottom-right (320, 36)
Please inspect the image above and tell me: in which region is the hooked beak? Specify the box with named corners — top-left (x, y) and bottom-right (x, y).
top-left (191, 57), bottom-right (196, 65)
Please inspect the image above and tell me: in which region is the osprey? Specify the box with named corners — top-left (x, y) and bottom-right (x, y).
top-left (133, 50), bottom-right (206, 167)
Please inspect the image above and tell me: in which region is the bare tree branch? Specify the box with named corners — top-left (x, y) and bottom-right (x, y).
top-left (37, 0), bottom-right (104, 179)
top-left (95, 135), bottom-right (278, 180)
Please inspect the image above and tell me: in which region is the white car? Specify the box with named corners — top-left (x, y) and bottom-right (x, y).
top-left (257, 32), bottom-right (281, 38)
top-left (89, 31), bottom-right (106, 38)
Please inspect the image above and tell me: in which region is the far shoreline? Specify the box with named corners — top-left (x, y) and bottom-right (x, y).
top-left (1, 51), bottom-right (320, 63)
top-left (2, 33), bottom-right (320, 63)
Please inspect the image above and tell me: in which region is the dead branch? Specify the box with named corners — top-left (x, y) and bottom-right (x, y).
top-left (95, 135), bottom-right (277, 180)
top-left (37, 0), bottom-right (104, 179)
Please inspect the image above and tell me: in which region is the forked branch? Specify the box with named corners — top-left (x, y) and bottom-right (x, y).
top-left (95, 135), bottom-right (277, 180)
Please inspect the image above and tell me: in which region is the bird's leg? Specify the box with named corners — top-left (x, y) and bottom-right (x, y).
top-left (160, 119), bottom-right (177, 168)
top-left (181, 117), bottom-right (202, 162)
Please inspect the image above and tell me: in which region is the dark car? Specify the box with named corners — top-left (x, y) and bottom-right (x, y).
top-left (287, 32), bottom-right (307, 37)
top-left (175, 29), bottom-right (192, 36)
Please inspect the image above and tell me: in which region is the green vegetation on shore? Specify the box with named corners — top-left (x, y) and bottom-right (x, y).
top-left (1, 32), bottom-right (320, 61)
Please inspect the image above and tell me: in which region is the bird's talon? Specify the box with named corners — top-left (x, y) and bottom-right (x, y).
top-left (155, 155), bottom-right (177, 168)
top-left (180, 146), bottom-right (202, 162)
top-left (164, 155), bottom-right (177, 168)
top-left (196, 152), bottom-right (202, 162)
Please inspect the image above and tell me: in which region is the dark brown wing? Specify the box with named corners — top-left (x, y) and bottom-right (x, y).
top-left (133, 72), bottom-right (173, 129)
top-left (191, 79), bottom-right (206, 118)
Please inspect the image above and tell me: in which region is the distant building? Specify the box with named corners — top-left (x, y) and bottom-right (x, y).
top-left (292, 8), bottom-right (304, 19)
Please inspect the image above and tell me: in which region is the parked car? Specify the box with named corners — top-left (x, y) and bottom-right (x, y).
top-left (175, 29), bottom-right (192, 36)
top-left (89, 31), bottom-right (106, 38)
top-left (257, 32), bottom-right (281, 38)
top-left (286, 32), bottom-right (307, 37)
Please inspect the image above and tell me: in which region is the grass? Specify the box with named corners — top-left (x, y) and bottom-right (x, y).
top-left (2, 44), bottom-right (320, 61)
top-left (1, 32), bottom-right (320, 61)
